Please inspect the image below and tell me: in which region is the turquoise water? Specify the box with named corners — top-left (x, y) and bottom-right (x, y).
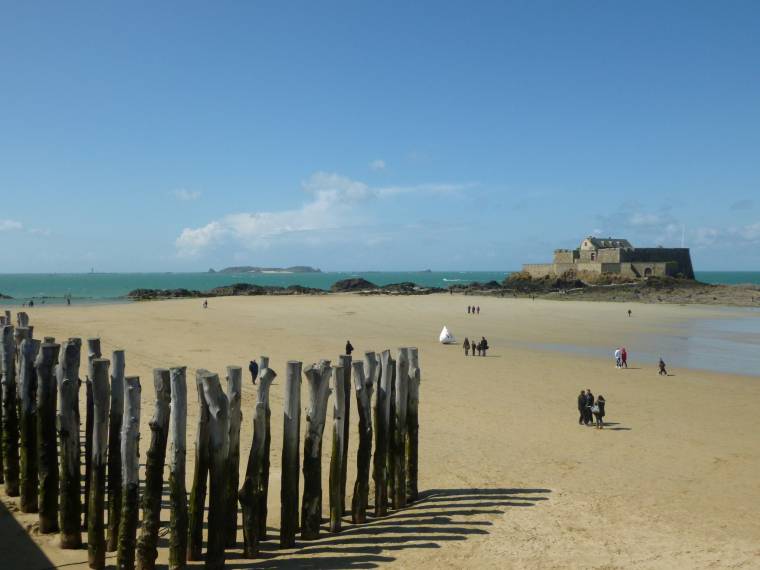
top-left (0, 270), bottom-right (757, 305)
top-left (0, 271), bottom-right (509, 304)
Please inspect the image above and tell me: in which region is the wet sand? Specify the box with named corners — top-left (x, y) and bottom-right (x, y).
top-left (2, 295), bottom-right (759, 569)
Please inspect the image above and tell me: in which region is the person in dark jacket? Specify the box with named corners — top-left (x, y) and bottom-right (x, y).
top-left (463, 337), bottom-right (470, 356)
top-left (248, 360), bottom-right (259, 384)
top-left (658, 358), bottom-right (667, 375)
top-left (578, 390), bottom-right (586, 425)
top-left (584, 389), bottom-right (594, 425)
top-left (345, 340), bottom-right (354, 355)
top-left (480, 336), bottom-right (488, 356)
top-left (594, 395), bottom-right (606, 428)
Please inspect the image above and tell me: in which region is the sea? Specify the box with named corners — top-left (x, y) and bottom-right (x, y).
top-left (0, 270), bottom-right (759, 305)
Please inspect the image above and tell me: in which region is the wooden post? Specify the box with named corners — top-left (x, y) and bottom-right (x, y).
top-left (19, 337), bottom-right (39, 512)
top-left (16, 311), bottom-right (30, 328)
top-left (168, 367), bottom-right (188, 570)
top-left (84, 338), bottom-right (101, 528)
top-left (57, 337), bottom-right (82, 548)
top-left (238, 365), bottom-right (275, 557)
top-left (280, 360), bottom-right (301, 548)
top-left (301, 360), bottom-right (331, 540)
top-left (136, 369), bottom-right (171, 570)
top-left (329, 365), bottom-right (345, 533)
top-left (87, 357), bottom-right (110, 569)
top-left (1, 325), bottom-right (20, 496)
top-left (36, 342), bottom-right (60, 532)
top-left (187, 369), bottom-right (210, 561)
top-left (386, 355), bottom-right (396, 508)
top-left (373, 350), bottom-right (391, 517)
top-left (406, 347), bottom-right (420, 503)
top-left (257, 356), bottom-right (271, 540)
top-left (117, 376), bottom-right (141, 570)
top-left (202, 372), bottom-right (229, 570)
top-left (224, 365), bottom-right (242, 547)
top-left (107, 350), bottom-right (125, 552)
top-left (393, 348), bottom-right (410, 509)
top-left (351, 356), bottom-right (374, 524)
top-left (337, 354), bottom-right (351, 515)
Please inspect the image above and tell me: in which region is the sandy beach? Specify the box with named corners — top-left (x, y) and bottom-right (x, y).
top-left (2, 294), bottom-right (759, 569)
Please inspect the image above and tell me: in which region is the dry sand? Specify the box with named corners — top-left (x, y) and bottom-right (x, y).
top-left (2, 294), bottom-right (759, 569)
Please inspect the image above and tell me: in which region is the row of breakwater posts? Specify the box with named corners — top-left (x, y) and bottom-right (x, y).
top-left (0, 309), bottom-right (422, 570)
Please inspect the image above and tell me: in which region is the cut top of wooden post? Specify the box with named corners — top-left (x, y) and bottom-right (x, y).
top-left (303, 360), bottom-right (332, 459)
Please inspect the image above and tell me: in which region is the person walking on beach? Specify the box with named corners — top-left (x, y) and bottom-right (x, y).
top-left (249, 360), bottom-right (259, 383)
top-left (203, 299), bottom-right (208, 309)
top-left (477, 306), bottom-right (480, 315)
top-left (627, 309), bottom-right (632, 317)
top-left (584, 389), bottom-right (595, 425)
top-left (345, 340), bottom-right (354, 355)
top-left (463, 337), bottom-right (470, 356)
top-left (467, 306), bottom-right (471, 314)
top-left (480, 336), bottom-right (488, 356)
top-left (578, 390), bottom-right (586, 425)
top-left (621, 347), bottom-right (628, 368)
top-left (614, 347), bottom-right (622, 368)
top-left (658, 358), bottom-right (668, 375)
top-left (593, 395), bottom-right (606, 429)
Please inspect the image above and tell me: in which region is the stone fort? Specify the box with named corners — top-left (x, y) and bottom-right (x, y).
top-left (523, 236), bottom-right (694, 279)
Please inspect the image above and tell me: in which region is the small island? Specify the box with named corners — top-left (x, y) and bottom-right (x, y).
top-left (209, 266), bottom-right (321, 274)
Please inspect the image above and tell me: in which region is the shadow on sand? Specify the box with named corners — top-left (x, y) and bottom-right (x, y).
top-left (0, 500), bottom-right (56, 570)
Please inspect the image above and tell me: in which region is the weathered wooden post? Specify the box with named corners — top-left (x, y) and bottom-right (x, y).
top-left (84, 338), bottom-right (101, 528)
top-left (16, 311), bottom-right (30, 328)
top-left (57, 337), bottom-right (82, 548)
top-left (406, 347), bottom-right (420, 503)
top-left (224, 365), bottom-right (242, 547)
top-left (136, 369), bottom-right (171, 570)
top-left (386, 355), bottom-right (397, 507)
top-left (351, 356), bottom-right (374, 524)
top-left (87, 357), bottom-right (110, 570)
top-left (117, 376), bottom-right (141, 570)
top-left (1, 325), bottom-right (20, 496)
top-left (36, 342), bottom-right (60, 532)
top-left (373, 350), bottom-right (391, 517)
top-left (257, 355), bottom-right (271, 540)
top-left (19, 337), bottom-right (39, 512)
top-left (337, 354), bottom-right (351, 514)
top-left (280, 360), bottom-right (302, 548)
top-left (392, 348), bottom-right (410, 509)
top-left (238, 365), bottom-right (276, 557)
top-left (202, 371), bottom-right (229, 570)
top-left (301, 360), bottom-right (331, 540)
top-left (187, 369), bottom-right (210, 561)
top-left (168, 367), bottom-right (188, 570)
top-left (329, 365), bottom-right (345, 533)
top-left (107, 350), bottom-right (125, 552)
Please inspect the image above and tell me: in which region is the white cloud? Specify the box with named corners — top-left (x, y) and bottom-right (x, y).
top-left (175, 172), bottom-right (473, 257)
top-left (0, 219), bottom-right (23, 232)
top-left (369, 159), bottom-right (386, 171)
top-left (173, 189), bottom-right (202, 201)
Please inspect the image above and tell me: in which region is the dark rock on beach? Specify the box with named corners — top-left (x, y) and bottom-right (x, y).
top-left (330, 278), bottom-right (378, 292)
top-left (0, 292), bottom-right (13, 299)
top-left (127, 282), bottom-right (325, 300)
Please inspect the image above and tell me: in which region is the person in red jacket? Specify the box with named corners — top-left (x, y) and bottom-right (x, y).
top-left (621, 347), bottom-right (628, 368)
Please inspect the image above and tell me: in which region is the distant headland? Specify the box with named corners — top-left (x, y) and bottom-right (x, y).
top-left (208, 266), bottom-right (321, 274)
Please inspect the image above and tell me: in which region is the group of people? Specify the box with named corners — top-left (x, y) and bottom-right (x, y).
top-left (466, 305), bottom-right (480, 315)
top-left (462, 336), bottom-right (489, 356)
top-left (614, 347), bottom-right (628, 368)
top-left (578, 389), bottom-right (606, 428)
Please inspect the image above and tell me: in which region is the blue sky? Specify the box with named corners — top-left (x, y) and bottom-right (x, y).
top-left (1, 1), bottom-right (758, 272)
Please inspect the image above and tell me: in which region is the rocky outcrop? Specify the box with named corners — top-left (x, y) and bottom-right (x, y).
top-left (0, 292), bottom-right (12, 299)
top-left (127, 282), bottom-right (324, 300)
top-left (330, 278), bottom-right (378, 292)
